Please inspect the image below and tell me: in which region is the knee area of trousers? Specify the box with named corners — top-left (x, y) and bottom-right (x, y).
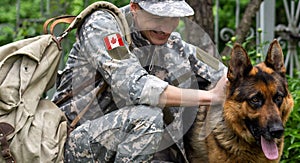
top-left (128, 106), bottom-right (164, 129)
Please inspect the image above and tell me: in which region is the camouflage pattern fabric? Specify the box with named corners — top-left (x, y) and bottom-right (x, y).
top-left (52, 4), bottom-right (226, 163)
top-left (130, 0), bottom-right (194, 17)
top-left (65, 105), bottom-right (164, 162)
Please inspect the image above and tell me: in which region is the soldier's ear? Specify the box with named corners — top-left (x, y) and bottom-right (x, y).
top-left (130, 3), bottom-right (139, 14)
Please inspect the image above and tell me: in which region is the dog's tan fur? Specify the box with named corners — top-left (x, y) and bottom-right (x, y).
top-left (187, 40), bottom-right (294, 163)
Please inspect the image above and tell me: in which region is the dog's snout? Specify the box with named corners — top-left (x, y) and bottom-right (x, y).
top-left (269, 123), bottom-right (284, 139)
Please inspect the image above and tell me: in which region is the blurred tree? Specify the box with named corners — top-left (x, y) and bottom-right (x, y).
top-left (186, 0), bottom-right (214, 40)
top-left (220, 0), bottom-right (263, 56)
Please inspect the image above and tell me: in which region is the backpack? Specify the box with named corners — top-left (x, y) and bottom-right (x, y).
top-left (0, 2), bottom-right (130, 163)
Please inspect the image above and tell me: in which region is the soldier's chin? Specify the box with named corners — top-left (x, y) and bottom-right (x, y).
top-left (149, 30), bottom-right (169, 45)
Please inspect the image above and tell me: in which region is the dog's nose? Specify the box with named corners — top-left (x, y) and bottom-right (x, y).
top-left (269, 123), bottom-right (284, 139)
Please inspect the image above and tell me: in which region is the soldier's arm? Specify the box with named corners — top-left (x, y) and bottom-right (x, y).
top-left (78, 10), bottom-right (169, 106)
top-left (159, 75), bottom-right (227, 107)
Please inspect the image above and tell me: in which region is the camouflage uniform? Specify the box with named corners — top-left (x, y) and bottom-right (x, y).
top-left (52, 1), bottom-right (226, 163)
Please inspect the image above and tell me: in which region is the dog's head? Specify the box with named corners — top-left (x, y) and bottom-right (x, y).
top-left (224, 40), bottom-right (294, 160)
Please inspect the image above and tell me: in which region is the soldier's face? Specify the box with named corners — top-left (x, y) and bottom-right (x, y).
top-left (131, 3), bottom-right (179, 45)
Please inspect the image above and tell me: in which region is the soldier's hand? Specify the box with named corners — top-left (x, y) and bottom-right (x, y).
top-left (209, 75), bottom-right (228, 105)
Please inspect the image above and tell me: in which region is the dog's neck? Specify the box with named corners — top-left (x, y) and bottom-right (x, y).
top-left (213, 117), bottom-right (273, 161)
top-left (213, 118), bottom-right (239, 152)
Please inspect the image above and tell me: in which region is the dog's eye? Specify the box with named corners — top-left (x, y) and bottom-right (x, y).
top-left (250, 97), bottom-right (259, 103)
top-left (248, 95), bottom-right (263, 108)
top-left (250, 97), bottom-right (259, 104)
top-left (274, 95), bottom-right (283, 106)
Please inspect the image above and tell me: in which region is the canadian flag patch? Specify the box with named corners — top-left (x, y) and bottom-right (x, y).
top-left (103, 33), bottom-right (125, 50)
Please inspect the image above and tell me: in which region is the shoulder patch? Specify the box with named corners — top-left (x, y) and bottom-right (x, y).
top-left (103, 33), bottom-right (130, 60)
top-left (103, 33), bottom-right (124, 50)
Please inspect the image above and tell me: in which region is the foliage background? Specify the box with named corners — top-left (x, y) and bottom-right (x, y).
top-left (0, 0), bottom-right (299, 162)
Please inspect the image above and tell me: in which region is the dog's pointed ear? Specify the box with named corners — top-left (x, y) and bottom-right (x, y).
top-left (265, 39), bottom-right (286, 76)
top-left (227, 43), bottom-right (253, 82)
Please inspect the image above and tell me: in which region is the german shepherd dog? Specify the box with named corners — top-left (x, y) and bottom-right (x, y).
top-left (187, 40), bottom-right (294, 163)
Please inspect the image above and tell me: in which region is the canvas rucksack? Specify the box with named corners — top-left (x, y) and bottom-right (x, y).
top-left (0, 2), bottom-right (131, 163)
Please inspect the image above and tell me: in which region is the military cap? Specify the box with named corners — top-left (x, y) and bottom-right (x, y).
top-left (131, 0), bottom-right (194, 17)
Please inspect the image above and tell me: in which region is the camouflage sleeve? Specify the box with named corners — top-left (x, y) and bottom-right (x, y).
top-left (77, 10), bottom-right (168, 106)
top-left (181, 39), bottom-right (227, 88)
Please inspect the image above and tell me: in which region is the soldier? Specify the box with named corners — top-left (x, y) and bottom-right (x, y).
top-left (52, 0), bottom-right (227, 162)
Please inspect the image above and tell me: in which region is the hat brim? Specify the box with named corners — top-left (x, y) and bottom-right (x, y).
top-left (138, 1), bottom-right (194, 17)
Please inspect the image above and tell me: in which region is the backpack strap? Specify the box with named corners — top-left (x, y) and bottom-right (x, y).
top-left (67, 83), bottom-right (108, 135)
top-left (43, 1), bottom-right (131, 45)
top-left (64, 1), bottom-right (131, 44)
top-left (43, 15), bottom-right (75, 35)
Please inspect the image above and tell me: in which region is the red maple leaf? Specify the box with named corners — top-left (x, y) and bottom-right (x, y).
top-left (111, 37), bottom-right (117, 44)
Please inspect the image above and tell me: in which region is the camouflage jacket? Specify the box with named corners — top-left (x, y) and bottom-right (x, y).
top-left (52, 4), bottom-right (225, 162)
